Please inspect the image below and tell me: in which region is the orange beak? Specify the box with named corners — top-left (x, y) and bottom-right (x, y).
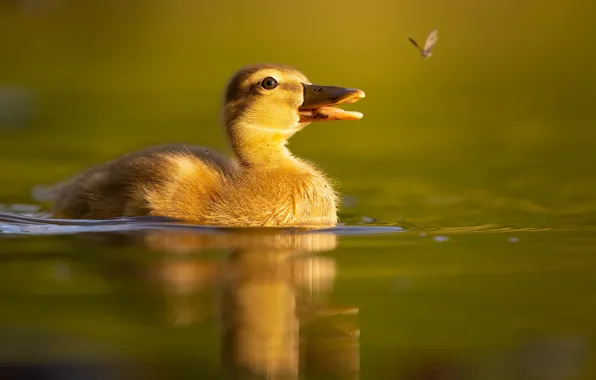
top-left (298, 83), bottom-right (365, 122)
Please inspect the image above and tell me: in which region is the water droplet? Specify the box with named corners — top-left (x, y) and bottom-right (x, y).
top-left (508, 237), bottom-right (519, 243)
top-left (433, 235), bottom-right (449, 242)
top-left (361, 216), bottom-right (375, 223)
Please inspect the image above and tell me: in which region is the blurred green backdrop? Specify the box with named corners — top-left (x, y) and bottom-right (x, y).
top-left (1, 0), bottom-right (595, 228)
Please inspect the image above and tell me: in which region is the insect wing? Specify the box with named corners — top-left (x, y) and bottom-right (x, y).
top-left (408, 37), bottom-right (421, 50)
top-left (423, 29), bottom-right (438, 52)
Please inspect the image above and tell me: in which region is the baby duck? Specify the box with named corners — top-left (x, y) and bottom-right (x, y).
top-left (35, 64), bottom-right (365, 228)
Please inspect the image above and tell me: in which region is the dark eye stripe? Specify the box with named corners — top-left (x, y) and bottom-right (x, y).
top-left (278, 82), bottom-right (302, 92)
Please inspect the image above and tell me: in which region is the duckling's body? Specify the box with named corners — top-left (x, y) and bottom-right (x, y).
top-left (44, 143), bottom-right (337, 227)
top-left (36, 64), bottom-right (364, 228)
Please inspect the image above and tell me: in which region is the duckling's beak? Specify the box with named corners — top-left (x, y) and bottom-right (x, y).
top-left (299, 83), bottom-right (365, 122)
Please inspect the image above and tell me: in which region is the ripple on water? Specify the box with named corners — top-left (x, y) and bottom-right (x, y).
top-left (0, 210), bottom-right (402, 237)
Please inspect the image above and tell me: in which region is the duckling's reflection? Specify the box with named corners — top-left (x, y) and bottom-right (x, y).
top-left (137, 229), bottom-right (360, 380)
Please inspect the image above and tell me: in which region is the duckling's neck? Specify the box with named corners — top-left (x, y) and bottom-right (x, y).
top-left (227, 121), bottom-right (301, 169)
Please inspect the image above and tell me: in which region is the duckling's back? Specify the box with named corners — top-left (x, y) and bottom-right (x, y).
top-left (34, 144), bottom-right (235, 220)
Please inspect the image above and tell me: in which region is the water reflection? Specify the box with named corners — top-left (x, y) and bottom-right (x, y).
top-left (136, 229), bottom-right (359, 380)
top-left (1, 214), bottom-right (589, 379)
top-left (0, 212), bottom-right (401, 378)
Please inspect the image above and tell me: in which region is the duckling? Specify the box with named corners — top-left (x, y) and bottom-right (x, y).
top-left (34, 64), bottom-right (365, 228)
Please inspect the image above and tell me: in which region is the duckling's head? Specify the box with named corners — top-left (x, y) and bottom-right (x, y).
top-left (222, 64), bottom-right (365, 165)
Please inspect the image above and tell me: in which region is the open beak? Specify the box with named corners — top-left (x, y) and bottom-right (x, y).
top-left (298, 83), bottom-right (365, 122)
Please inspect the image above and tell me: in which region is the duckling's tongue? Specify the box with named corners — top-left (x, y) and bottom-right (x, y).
top-left (299, 107), bottom-right (363, 122)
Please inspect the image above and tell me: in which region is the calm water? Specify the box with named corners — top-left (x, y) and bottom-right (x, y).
top-left (2, 0), bottom-right (596, 379)
top-left (1, 204), bottom-right (595, 379)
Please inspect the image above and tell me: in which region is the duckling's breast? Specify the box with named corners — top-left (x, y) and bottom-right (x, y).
top-left (203, 167), bottom-right (338, 228)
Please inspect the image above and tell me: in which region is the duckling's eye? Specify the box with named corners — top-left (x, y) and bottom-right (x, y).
top-left (261, 77), bottom-right (278, 90)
